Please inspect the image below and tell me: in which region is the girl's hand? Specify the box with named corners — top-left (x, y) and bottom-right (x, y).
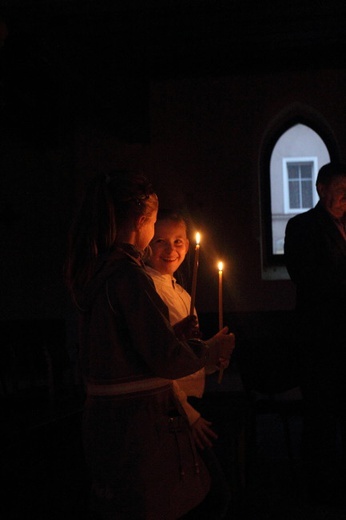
top-left (218, 357), bottom-right (230, 370)
top-left (191, 416), bottom-right (218, 450)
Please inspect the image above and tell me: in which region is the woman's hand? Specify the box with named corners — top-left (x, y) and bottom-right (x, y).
top-left (206, 327), bottom-right (235, 367)
top-left (191, 416), bottom-right (218, 450)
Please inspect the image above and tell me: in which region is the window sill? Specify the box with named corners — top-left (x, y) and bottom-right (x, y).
top-left (261, 264), bottom-right (290, 281)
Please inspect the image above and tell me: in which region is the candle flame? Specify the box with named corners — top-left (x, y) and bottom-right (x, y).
top-left (218, 261), bottom-right (223, 271)
top-left (195, 232), bottom-right (201, 245)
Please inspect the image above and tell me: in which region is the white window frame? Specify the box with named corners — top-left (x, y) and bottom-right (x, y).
top-left (283, 156), bottom-right (319, 214)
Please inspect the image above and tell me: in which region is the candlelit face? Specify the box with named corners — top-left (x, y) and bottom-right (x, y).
top-left (148, 219), bottom-right (189, 276)
top-left (318, 176), bottom-right (346, 219)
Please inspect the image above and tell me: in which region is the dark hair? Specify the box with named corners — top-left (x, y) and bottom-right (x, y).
top-left (65, 170), bottom-right (157, 292)
top-left (156, 208), bottom-right (190, 235)
top-left (316, 162), bottom-right (346, 186)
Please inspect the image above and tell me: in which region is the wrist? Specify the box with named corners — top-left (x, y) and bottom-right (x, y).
top-left (205, 337), bottom-right (219, 367)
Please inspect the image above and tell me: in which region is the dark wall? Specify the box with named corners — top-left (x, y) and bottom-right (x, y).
top-left (1, 1), bottom-right (346, 319)
top-left (70, 68), bottom-right (346, 315)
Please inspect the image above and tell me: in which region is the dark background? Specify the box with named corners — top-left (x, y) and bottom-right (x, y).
top-left (1, 2), bottom-right (346, 517)
top-left (1, 0), bottom-right (346, 320)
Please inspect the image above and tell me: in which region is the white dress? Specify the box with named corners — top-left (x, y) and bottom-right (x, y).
top-left (145, 265), bottom-right (206, 425)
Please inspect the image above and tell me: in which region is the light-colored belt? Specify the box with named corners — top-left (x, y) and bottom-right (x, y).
top-left (87, 377), bottom-right (172, 397)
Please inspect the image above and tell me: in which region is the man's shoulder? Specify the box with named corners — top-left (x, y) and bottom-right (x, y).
top-left (287, 207), bottom-right (316, 228)
top-left (288, 204), bottom-right (326, 224)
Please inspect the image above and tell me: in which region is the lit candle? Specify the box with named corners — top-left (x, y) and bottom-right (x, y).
top-left (218, 261), bottom-right (223, 331)
top-left (218, 261), bottom-right (224, 384)
top-left (189, 232), bottom-right (201, 315)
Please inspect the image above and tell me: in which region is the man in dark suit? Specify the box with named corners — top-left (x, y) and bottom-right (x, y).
top-left (284, 162), bottom-right (346, 505)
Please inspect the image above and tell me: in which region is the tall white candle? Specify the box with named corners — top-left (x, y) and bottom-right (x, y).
top-left (218, 261), bottom-right (223, 331)
top-left (190, 232), bottom-right (201, 315)
top-left (218, 261), bottom-right (224, 384)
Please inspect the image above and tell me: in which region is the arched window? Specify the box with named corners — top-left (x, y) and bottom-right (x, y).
top-left (270, 124), bottom-right (330, 254)
top-left (260, 110), bottom-right (338, 279)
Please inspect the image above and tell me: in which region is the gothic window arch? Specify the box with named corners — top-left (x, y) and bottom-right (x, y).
top-left (260, 108), bottom-right (339, 278)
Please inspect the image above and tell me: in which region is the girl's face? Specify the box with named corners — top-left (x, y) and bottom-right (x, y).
top-left (149, 219), bottom-right (189, 276)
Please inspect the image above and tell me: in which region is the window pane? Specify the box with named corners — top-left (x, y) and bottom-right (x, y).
top-left (300, 164), bottom-right (312, 179)
top-left (287, 164), bottom-right (299, 179)
top-left (289, 181), bottom-right (300, 208)
top-left (302, 180), bottom-right (313, 207)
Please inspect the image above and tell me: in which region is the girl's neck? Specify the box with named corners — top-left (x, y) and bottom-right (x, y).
top-left (115, 229), bottom-right (136, 246)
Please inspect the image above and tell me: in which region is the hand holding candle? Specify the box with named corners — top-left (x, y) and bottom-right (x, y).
top-left (207, 327), bottom-right (234, 383)
top-left (190, 232), bottom-right (201, 315)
